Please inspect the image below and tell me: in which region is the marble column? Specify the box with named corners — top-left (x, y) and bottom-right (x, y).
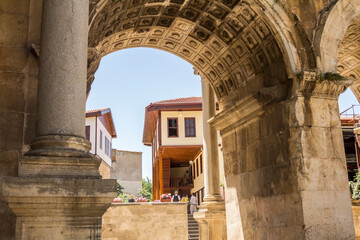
top-left (201, 79), bottom-right (223, 202)
top-left (193, 77), bottom-right (227, 240)
top-left (19, 0), bottom-right (101, 178)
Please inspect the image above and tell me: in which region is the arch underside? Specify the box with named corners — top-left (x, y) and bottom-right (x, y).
top-left (338, 16), bottom-right (360, 101)
top-left (88, 0), bottom-right (289, 107)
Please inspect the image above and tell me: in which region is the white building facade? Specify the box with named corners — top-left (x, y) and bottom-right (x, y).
top-left (85, 108), bottom-right (117, 178)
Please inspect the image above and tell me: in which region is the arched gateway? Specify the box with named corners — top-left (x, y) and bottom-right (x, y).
top-left (0, 0), bottom-right (359, 239)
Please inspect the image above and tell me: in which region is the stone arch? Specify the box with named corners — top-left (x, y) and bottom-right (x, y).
top-left (316, 0), bottom-right (360, 73)
top-left (315, 0), bottom-right (360, 101)
top-left (87, 0), bottom-right (310, 109)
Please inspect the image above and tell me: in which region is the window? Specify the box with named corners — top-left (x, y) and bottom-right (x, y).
top-left (110, 142), bottom-right (112, 158)
top-left (192, 164), bottom-right (196, 180)
top-left (105, 137), bottom-right (109, 156)
top-left (100, 130), bottom-right (103, 149)
top-left (85, 126), bottom-right (90, 141)
top-left (167, 118), bottom-right (178, 137)
top-left (185, 118), bottom-right (196, 137)
top-left (200, 154), bottom-right (203, 174)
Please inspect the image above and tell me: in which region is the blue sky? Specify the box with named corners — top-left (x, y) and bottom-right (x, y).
top-left (86, 47), bottom-right (359, 180)
top-left (86, 48), bottom-right (201, 180)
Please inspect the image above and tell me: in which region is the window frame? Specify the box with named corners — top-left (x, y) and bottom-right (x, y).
top-left (85, 125), bottom-right (90, 141)
top-left (167, 117), bottom-right (179, 138)
top-left (105, 136), bottom-right (108, 156)
top-left (184, 117), bottom-right (196, 137)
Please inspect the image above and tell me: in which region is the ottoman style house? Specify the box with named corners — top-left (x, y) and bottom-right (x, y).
top-left (85, 108), bottom-right (117, 179)
top-left (142, 97), bottom-right (223, 203)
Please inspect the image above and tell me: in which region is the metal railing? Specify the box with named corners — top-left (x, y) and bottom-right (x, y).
top-left (340, 104), bottom-right (360, 125)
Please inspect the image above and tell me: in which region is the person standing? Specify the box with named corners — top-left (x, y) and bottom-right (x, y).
top-left (128, 194), bottom-right (135, 203)
top-left (172, 191), bottom-right (181, 202)
top-left (181, 194), bottom-right (189, 213)
top-left (181, 194), bottom-right (188, 202)
top-left (190, 193), bottom-right (197, 214)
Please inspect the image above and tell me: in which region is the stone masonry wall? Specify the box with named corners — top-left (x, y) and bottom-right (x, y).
top-left (99, 160), bottom-right (110, 179)
top-left (102, 202), bottom-right (188, 240)
top-left (0, 1), bottom-right (42, 239)
top-left (353, 204), bottom-right (360, 239)
top-left (221, 95), bottom-right (354, 239)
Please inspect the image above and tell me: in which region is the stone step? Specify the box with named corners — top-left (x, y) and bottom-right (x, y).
top-left (187, 214), bottom-right (199, 240)
top-left (189, 234), bottom-right (199, 238)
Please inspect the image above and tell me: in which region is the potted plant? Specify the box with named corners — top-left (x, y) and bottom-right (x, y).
top-left (112, 197), bottom-right (122, 203)
top-left (136, 197), bottom-right (148, 202)
top-left (160, 193), bottom-right (171, 202)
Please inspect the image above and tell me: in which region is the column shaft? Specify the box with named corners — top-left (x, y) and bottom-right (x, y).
top-left (37, 0), bottom-right (88, 138)
top-left (194, 78), bottom-right (227, 240)
top-left (20, 0), bottom-right (100, 178)
top-left (201, 79), bottom-right (222, 201)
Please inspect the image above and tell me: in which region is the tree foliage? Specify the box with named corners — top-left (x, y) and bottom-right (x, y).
top-left (350, 173), bottom-right (360, 200)
top-left (137, 177), bottom-right (152, 201)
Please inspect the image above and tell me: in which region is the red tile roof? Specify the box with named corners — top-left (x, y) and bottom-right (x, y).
top-left (85, 108), bottom-right (110, 114)
top-left (86, 108), bottom-right (116, 138)
top-left (151, 97), bottom-right (202, 106)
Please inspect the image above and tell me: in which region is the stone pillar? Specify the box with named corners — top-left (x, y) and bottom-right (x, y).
top-left (193, 78), bottom-right (227, 240)
top-left (201, 79), bottom-right (223, 202)
top-left (2, 1), bottom-right (117, 239)
top-left (19, 0), bottom-right (101, 178)
top-left (210, 71), bottom-right (355, 239)
top-left (286, 72), bottom-right (355, 239)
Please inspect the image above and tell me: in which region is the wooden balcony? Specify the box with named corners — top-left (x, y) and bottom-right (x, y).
top-left (170, 177), bottom-right (193, 189)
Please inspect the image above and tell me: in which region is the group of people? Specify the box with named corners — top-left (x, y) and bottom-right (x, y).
top-left (127, 191), bottom-right (198, 214)
top-left (171, 191), bottom-right (198, 214)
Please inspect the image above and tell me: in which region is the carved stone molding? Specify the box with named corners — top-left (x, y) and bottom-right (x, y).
top-left (209, 95), bottom-right (263, 135)
top-left (297, 71), bottom-right (353, 98)
top-left (252, 83), bottom-right (288, 104)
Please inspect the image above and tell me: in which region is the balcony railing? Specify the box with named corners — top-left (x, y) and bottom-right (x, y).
top-left (170, 177), bottom-right (193, 188)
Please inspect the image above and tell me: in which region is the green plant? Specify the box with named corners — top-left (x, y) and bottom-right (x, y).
top-left (117, 180), bottom-right (124, 196)
top-left (136, 177), bottom-right (152, 201)
top-left (318, 72), bottom-right (346, 81)
top-left (349, 173), bottom-right (360, 200)
top-left (118, 193), bottom-right (131, 203)
top-left (296, 71), bottom-right (347, 82)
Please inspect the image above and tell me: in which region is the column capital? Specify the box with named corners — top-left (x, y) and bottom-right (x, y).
top-left (296, 71), bottom-right (353, 98)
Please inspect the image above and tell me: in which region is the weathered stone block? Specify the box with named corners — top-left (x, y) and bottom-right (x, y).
top-left (0, 13), bottom-right (28, 46)
top-left (0, 112), bottom-right (24, 151)
top-left (102, 203), bottom-right (188, 240)
top-left (0, 72), bottom-right (25, 113)
top-left (0, 151), bottom-right (19, 176)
